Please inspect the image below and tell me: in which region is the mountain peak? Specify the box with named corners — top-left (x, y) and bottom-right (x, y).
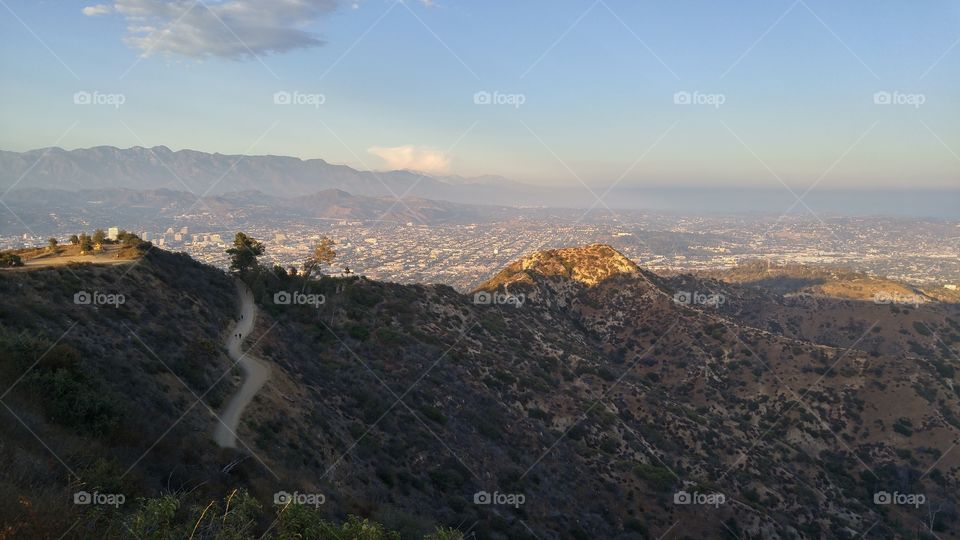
top-left (478, 243), bottom-right (639, 291)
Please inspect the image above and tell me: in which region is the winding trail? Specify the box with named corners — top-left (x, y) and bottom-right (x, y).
top-left (213, 281), bottom-right (271, 448)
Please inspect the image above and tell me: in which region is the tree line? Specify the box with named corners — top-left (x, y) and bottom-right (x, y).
top-left (226, 232), bottom-right (340, 281)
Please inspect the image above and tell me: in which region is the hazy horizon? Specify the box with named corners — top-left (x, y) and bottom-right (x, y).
top-left (1, 0), bottom-right (958, 193)
top-left (0, 144), bottom-right (960, 206)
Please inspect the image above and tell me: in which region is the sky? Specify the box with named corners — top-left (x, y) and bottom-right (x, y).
top-left (0, 0), bottom-right (958, 190)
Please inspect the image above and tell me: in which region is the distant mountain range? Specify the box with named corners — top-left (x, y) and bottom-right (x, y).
top-left (0, 146), bottom-right (537, 206)
top-left (2, 146), bottom-right (958, 217)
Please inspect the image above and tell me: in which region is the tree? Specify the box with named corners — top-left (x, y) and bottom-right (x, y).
top-left (226, 232), bottom-right (264, 274)
top-left (92, 229), bottom-right (107, 246)
top-left (47, 238), bottom-right (58, 251)
top-left (78, 233), bottom-right (93, 253)
top-left (69, 234), bottom-right (79, 245)
top-left (116, 230), bottom-right (142, 246)
top-left (302, 236), bottom-right (336, 280)
top-left (0, 252), bottom-right (23, 267)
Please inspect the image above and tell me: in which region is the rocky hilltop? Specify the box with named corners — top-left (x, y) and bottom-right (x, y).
top-left (479, 243), bottom-right (641, 287)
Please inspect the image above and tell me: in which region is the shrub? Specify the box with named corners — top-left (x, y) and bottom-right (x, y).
top-left (913, 321), bottom-right (933, 336)
top-left (0, 252), bottom-right (24, 267)
top-left (348, 324), bottom-right (371, 341)
top-left (633, 463), bottom-right (675, 491)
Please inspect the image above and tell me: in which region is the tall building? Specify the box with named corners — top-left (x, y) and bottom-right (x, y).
top-left (108, 227), bottom-right (119, 241)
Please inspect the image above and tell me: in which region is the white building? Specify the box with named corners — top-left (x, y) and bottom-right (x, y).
top-left (108, 227), bottom-right (120, 241)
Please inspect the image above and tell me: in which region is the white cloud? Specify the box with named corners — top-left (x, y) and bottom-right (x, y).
top-left (368, 145), bottom-right (452, 174)
top-left (82, 4), bottom-right (113, 16)
top-left (105, 0), bottom-right (340, 59)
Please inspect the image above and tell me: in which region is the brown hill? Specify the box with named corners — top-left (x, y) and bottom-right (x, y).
top-left (1, 244), bottom-right (958, 539)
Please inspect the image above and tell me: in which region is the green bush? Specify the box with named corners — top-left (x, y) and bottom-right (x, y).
top-left (348, 324), bottom-right (371, 341)
top-left (124, 490), bottom-right (463, 540)
top-left (633, 463), bottom-right (676, 491)
top-left (0, 252), bottom-right (24, 267)
top-left (0, 335), bottom-right (123, 436)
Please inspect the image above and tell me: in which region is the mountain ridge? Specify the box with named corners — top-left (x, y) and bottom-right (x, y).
top-left (0, 146), bottom-right (534, 205)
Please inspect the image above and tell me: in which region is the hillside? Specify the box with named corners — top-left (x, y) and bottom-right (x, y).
top-left (689, 262), bottom-right (960, 359)
top-left (1, 244), bottom-right (958, 539)
top-left (699, 261), bottom-right (937, 301)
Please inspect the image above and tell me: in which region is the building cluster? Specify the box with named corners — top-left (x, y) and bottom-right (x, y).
top-left (3, 213), bottom-right (957, 292)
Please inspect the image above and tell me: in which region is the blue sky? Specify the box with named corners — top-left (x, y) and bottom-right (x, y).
top-left (0, 0), bottom-right (958, 189)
